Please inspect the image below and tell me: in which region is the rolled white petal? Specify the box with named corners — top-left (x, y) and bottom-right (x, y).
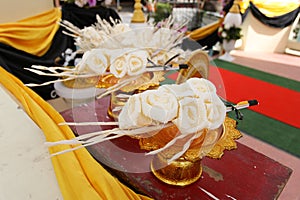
top-left (159, 83), bottom-right (194, 100)
top-left (186, 78), bottom-right (217, 99)
top-left (140, 89), bottom-right (178, 123)
top-left (85, 49), bottom-right (109, 74)
top-left (110, 54), bottom-right (127, 78)
top-left (126, 50), bottom-right (148, 76)
top-left (205, 93), bottom-right (227, 129)
top-left (118, 94), bottom-right (152, 129)
top-left (172, 97), bottom-right (209, 135)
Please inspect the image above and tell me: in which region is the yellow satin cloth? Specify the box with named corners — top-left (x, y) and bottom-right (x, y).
top-left (240, 0), bottom-right (300, 17)
top-left (0, 66), bottom-right (152, 200)
top-left (0, 8), bottom-right (61, 56)
top-left (187, 18), bottom-right (224, 41)
top-left (188, 0), bottom-right (299, 40)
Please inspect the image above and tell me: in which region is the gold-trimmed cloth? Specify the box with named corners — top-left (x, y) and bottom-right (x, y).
top-left (187, 18), bottom-right (224, 41)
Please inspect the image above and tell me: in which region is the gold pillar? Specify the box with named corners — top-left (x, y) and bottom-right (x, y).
top-left (131, 0), bottom-right (146, 23)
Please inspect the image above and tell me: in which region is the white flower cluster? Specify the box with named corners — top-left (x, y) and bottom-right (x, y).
top-left (75, 23), bottom-right (132, 51)
top-left (76, 48), bottom-right (149, 78)
top-left (75, 17), bottom-right (185, 52)
top-left (219, 23), bottom-right (231, 39)
top-left (118, 78), bottom-right (226, 135)
top-left (61, 15), bottom-right (191, 78)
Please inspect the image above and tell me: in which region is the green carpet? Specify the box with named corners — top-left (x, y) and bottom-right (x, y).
top-left (212, 59), bottom-right (300, 92)
top-left (212, 59), bottom-right (300, 158)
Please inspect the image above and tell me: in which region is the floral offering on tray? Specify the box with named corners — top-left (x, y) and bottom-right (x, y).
top-left (25, 14), bottom-right (258, 186)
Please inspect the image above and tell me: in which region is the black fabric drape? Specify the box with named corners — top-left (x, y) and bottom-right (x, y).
top-left (249, 2), bottom-right (300, 28)
top-left (0, 27), bottom-right (73, 100)
top-left (0, 5), bottom-right (120, 100)
top-left (196, 29), bottom-right (220, 50)
top-left (61, 4), bottom-right (121, 28)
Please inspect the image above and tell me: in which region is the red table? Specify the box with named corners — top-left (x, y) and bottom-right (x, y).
top-left (60, 96), bottom-right (292, 200)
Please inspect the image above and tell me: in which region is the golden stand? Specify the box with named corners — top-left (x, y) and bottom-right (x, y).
top-left (131, 0), bottom-right (146, 23)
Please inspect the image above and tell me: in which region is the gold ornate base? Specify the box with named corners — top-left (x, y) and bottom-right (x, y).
top-left (150, 154), bottom-right (202, 186)
top-left (140, 117), bottom-right (241, 186)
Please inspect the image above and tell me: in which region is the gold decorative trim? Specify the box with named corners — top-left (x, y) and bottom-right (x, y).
top-left (206, 117), bottom-right (242, 159)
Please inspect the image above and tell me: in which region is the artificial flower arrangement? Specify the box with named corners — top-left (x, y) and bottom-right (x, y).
top-left (218, 23), bottom-right (242, 42)
top-left (24, 15), bottom-right (225, 160)
top-left (26, 15), bottom-right (192, 88)
top-left (25, 15), bottom-right (257, 180)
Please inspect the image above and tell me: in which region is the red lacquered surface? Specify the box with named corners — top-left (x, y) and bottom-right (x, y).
top-left (60, 96), bottom-right (292, 200)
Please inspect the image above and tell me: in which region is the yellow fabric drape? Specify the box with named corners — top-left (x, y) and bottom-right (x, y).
top-left (0, 66), bottom-right (152, 200)
top-left (241, 0), bottom-right (300, 17)
top-left (0, 8), bottom-right (61, 56)
top-left (188, 0), bottom-right (299, 40)
top-left (187, 18), bottom-right (224, 41)
top-left (238, 0), bottom-right (251, 14)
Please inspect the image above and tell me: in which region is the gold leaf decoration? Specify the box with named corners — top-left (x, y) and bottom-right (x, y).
top-left (206, 117), bottom-right (242, 159)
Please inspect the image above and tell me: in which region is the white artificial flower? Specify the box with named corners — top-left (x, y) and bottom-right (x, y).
top-left (159, 83), bottom-right (194, 100)
top-left (172, 97), bottom-right (209, 135)
top-left (77, 49), bottom-right (108, 74)
top-left (118, 94), bottom-right (152, 129)
top-left (126, 50), bottom-right (148, 76)
top-left (140, 89), bottom-right (178, 123)
top-left (186, 78), bottom-right (217, 100)
top-left (110, 54), bottom-right (127, 78)
top-left (204, 93), bottom-right (226, 130)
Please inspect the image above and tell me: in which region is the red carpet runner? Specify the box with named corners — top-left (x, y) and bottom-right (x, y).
top-left (168, 66), bottom-right (300, 129)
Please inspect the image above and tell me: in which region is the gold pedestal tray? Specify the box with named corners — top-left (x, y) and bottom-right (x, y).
top-left (62, 76), bottom-right (100, 89)
top-left (139, 117), bottom-right (242, 186)
top-left (93, 49), bottom-right (240, 186)
top-left (151, 154), bottom-right (203, 186)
